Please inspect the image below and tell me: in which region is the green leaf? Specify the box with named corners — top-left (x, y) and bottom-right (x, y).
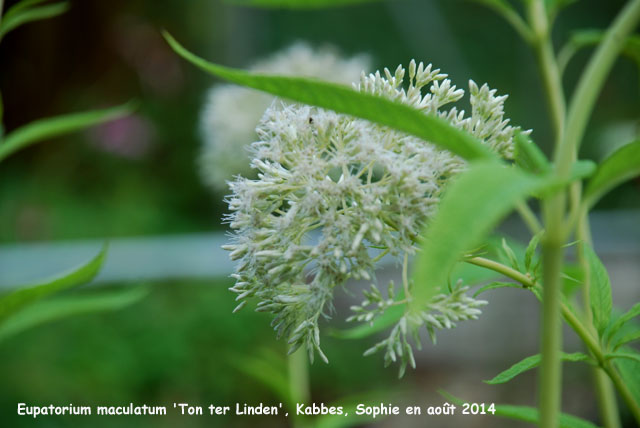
top-left (330, 303), bottom-right (404, 340)
top-left (560, 30), bottom-right (640, 76)
top-left (584, 140), bottom-right (640, 209)
top-left (613, 330), bottom-right (640, 350)
top-left (0, 102), bottom-right (135, 163)
top-left (451, 258), bottom-right (503, 286)
top-left (501, 238), bottom-right (520, 271)
top-left (569, 159), bottom-right (597, 181)
top-left (562, 264), bottom-right (583, 298)
top-left (485, 352), bottom-right (591, 384)
top-left (615, 349), bottom-right (640, 406)
top-left (604, 302), bottom-right (640, 344)
top-left (473, 281), bottom-right (522, 298)
top-left (494, 404), bottom-right (601, 428)
top-left (514, 131), bottom-right (551, 175)
top-left (438, 391), bottom-right (600, 428)
top-left (533, 159), bottom-right (596, 199)
top-left (224, 0), bottom-right (382, 8)
top-left (411, 161), bottom-right (552, 308)
top-left (227, 349), bottom-right (291, 406)
top-left (0, 244), bottom-right (107, 323)
top-left (524, 231), bottom-right (543, 272)
top-left (584, 244), bottom-right (612, 336)
top-left (0, 286), bottom-right (147, 342)
top-left (163, 32), bottom-right (495, 162)
top-left (0, 0), bottom-right (69, 41)
top-left (606, 351), bottom-right (640, 364)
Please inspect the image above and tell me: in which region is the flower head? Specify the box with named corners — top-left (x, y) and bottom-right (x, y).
top-left (199, 42), bottom-right (371, 191)
top-left (225, 60), bottom-right (523, 369)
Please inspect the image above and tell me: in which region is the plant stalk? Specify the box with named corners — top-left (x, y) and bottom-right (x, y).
top-left (604, 361), bottom-right (640, 424)
top-left (527, 0), bottom-right (566, 141)
top-left (560, 1), bottom-right (640, 424)
top-left (538, 237), bottom-right (564, 428)
top-left (577, 207), bottom-right (621, 428)
top-left (516, 202), bottom-right (542, 235)
top-left (558, 0), bottom-right (640, 175)
top-left (465, 256), bottom-right (640, 424)
top-left (288, 349), bottom-right (310, 428)
top-left (527, 1), bottom-right (567, 425)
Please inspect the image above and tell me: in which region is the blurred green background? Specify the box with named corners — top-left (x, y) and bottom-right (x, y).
top-left (0, 0), bottom-right (637, 242)
top-left (0, 0), bottom-right (638, 426)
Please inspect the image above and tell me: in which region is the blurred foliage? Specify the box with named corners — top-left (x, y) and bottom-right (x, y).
top-left (0, 1), bottom-right (637, 425)
top-left (0, 0), bottom-right (638, 242)
top-left (0, 280), bottom-right (395, 427)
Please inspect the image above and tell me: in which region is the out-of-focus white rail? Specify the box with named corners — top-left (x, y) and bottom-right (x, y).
top-left (0, 210), bottom-right (638, 288)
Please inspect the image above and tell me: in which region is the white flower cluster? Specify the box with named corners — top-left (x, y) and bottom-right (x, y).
top-left (199, 42), bottom-right (371, 191)
top-left (224, 60), bottom-right (521, 368)
top-left (353, 281), bottom-right (487, 377)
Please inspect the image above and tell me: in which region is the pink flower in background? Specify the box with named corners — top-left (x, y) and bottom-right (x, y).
top-left (89, 114), bottom-right (155, 159)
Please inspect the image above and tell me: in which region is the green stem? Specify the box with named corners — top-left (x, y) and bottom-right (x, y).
top-left (555, 0), bottom-right (640, 179)
top-left (555, 5), bottom-right (640, 418)
top-left (525, 2), bottom-right (640, 426)
top-left (594, 370), bottom-right (621, 428)
top-left (576, 208), bottom-right (621, 428)
top-left (288, 349), bottom-right (310, 428)
top-left (539, 238), bottom-right (563, 428)
top-left (527, 1), bottom-right (567, 425)
top-left (467, 256), bottom-right (534, 287)
top-left (485, 3), bottom-right (534, 43)
top-left (603, 361), bottom-right (640, 424)
top-left (527, 0), bottom-right (566, 141)
top-left (465, 256), bottom-right (640, 425)
top-left (516, 202), bottom-right (542, 235)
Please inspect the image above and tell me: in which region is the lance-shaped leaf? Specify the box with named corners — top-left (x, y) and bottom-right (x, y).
top-left (0, 102), bottom-right (135, 163)
top-left (0, 286), bottom-right (147, 342)
top-left (584, 140), bottom-right (640, 209)
top-left (612, 329), bottom-right (640, 350)
top-left (224, 0), bottom-right (382, 8)
top-left (227, 349), bottom-right (291, 407)
top-left (473, 281), bottom-right (523, 298)
top-left (0, 0), bottom-right (69, 41)
top-left (485, 352), bottom-right (591, 384)
top-left (163, 32), bottom-right (494, 161)
top-left (559, 29), bottom-right (640, 76)
top-left (492, 405), bottom-right (600, 428)
top-left (584, 244), bottom-right (612, 336)
top-left (411, 161), bottom-right (552, 309)
top-left (604, 302), bottom-right (640, 345)
top-left (531, 159), bottom-right (595, 199)
top-left (438, 391), bottom-right (600, 428)
top-left (615, 350), bottom-right (640, 407)
top-left (514, 131), bottom-right (551, 175)
top-left (0, 244), bottom-right (107, 323)
top-left (606, 350), bottom-right (640, 364)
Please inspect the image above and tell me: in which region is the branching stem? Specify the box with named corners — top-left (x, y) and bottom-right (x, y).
top-left (464, 256), bottom-right (640, 424)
